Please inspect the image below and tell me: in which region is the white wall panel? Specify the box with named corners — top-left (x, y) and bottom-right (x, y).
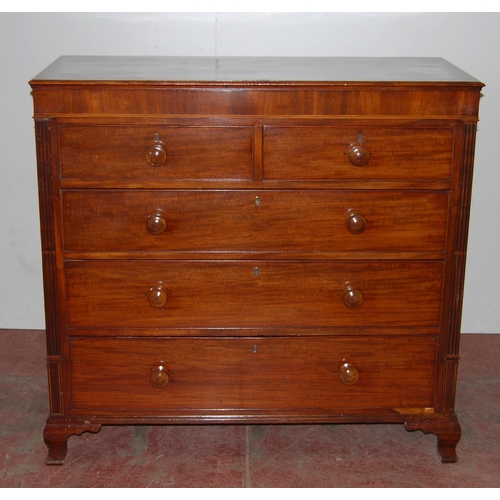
top-left (0, 12), bottom-right (498, 332)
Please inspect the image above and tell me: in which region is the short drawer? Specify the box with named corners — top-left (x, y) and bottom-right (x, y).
top-left (58, 124), bottom-right (254, 181)
top-left (263, 126), bottom-right (454, 181)
top-left (68, 336), bottom-right (437, 413)
top-left (65, 260), bottom-right (444, 329)
top-left (62, 189), bottom-right (449, 253)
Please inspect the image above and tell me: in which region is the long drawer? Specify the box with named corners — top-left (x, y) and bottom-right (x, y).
top-left (58, 124), bottom-right (254, 181)
top-left (64, 260), bottom-right (444, 328)
top-left (68, 336), bottom-right (437, 413)
top-left (62, 190), bottom-right (449, 253)
top-left (263, 126), bottom-right (454, 181)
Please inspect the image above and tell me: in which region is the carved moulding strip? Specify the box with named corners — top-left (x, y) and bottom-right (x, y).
top-left (35, 118), bottom-right (61, 357)
top-left (447, 122), bottom-right (477, 356)
top-left (440, 122), bottom-right (478, 415)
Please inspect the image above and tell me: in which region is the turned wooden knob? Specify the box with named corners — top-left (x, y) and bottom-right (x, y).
top-left (146, 212), bottom-right (167, 235)
top-left (346, 212), bottom-right (367, 235)
top-left (342, 285), bottom-right (363, 308)
top-left (339, 363), bottom-right (359, 385)
top-left (348, 144), bottom-right (370, 166)
top-left (147, 285), bottom-right (168, 308)
top-left (150, 365), bottom-right (169, 388)
top-left (145, 143), bottom-right (167, 166)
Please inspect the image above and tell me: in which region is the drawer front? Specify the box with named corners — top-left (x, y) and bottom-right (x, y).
top-left (58, 125), bottom-right (254, 181)
top-left (65, 260), bottom-right (444, 328)
top-left (68, 336), bottom-right (437, 412)
top-left (62, 190), bottom-right (449, 253)
top-left (263, 126), bottom-right (454, 181)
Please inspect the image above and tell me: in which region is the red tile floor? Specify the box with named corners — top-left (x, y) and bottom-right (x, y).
top-left (1, 330), bottom-right (499, 487)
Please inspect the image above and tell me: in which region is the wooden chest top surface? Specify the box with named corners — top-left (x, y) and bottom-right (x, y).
top-left (31, 55), bottom-right (481, 85)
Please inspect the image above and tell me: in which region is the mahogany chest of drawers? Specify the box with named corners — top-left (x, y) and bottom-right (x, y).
top-left (30, 56), bottom-right (483, 464)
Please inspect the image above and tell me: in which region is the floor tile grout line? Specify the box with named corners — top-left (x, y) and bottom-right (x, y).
top-left (244, 425), bottom-right (251, 488)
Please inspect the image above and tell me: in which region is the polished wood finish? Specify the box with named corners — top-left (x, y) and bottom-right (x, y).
top-left (58, 123), bottom-right (254, 181)
top-left (30, 56), bottom-right (483, 464)
top-left (149, 365), bottom-right (170, 389)
top-left (61, 190), bottom-right (449, 253)
top-left (68, 336), bottom-right (437, 412)
top-left (345, 211), bottom-right (367, 235)
top-left (145, 212), bottom-right (168, 236)
top-left (263, 125), bottom-right (454, 181)
top-left (348, 144), bottom-right (370, 167)
top-left (64, 260), bottom-right (444, 328)
top-left (339, 363), bottom-right (360, 386)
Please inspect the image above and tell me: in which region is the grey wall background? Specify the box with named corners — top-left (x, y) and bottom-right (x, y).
top-left (0, 12), bottom-right (499, 332)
